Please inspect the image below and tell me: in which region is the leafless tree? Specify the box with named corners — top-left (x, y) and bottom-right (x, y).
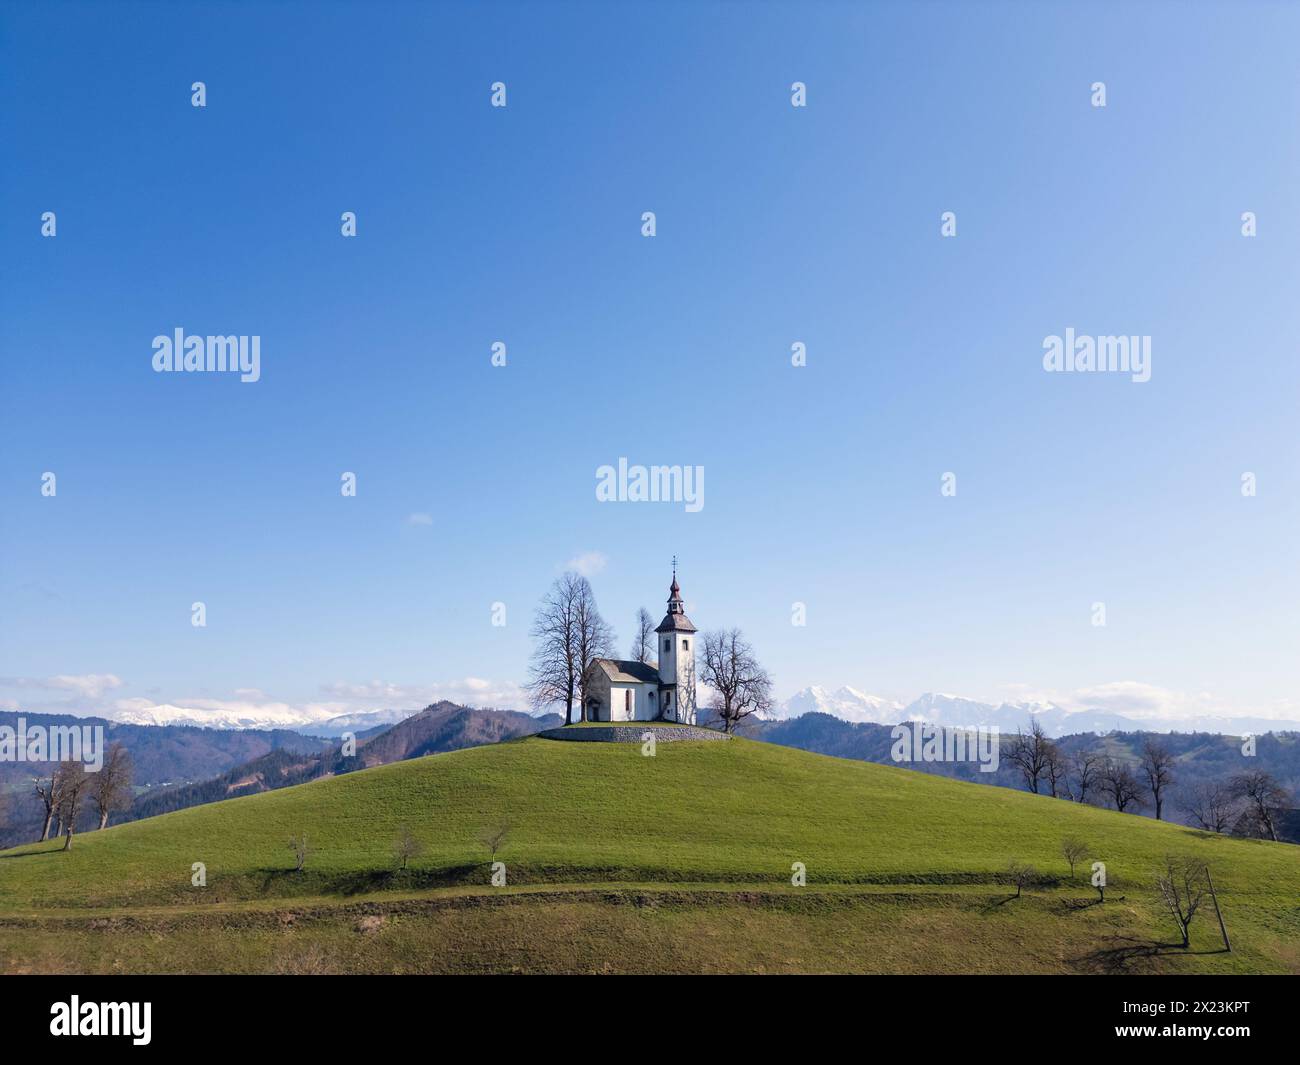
top-left (54, 761), bottom-right (90, 851)
top-left (34, 774), bottom-right (60, 842)
top-left (1230, 770), bottom-right (1290, 842)
top-left (700, 629), bottom-right (773, 733)
top-left (574, 582), bottom-right (616, 721)
top-left (289, 833), bottom-right (311, 872)
top-left (1067, 749), bottom-right (1103, 804)
top-left (1184, 780), bottom-right (1238, 834)
top-left (91, 742), bottom-right (134, 830)
top-left (1140, 738), bottom-right (1176, 821)
top-left (480, 822), bottom-right (510, 861)
top-left (525, 572), bottom-right (615, 724)
top-left (1061, 836), bottom-right (1089, 879)
top-left (1006, 860), bottom-right (1037, 899)
top-left (1006, 720), bottom-right (1053, 794)
top-left (630, 607), bottom-right (656, 665)
top-left (1155, 856), bottom-right (1209, 948)
top-left (1043, 742), bottom-right (1067, 798)
top-left (393, 825), bottom-right (423, 871)
top-left (1100, 757), bottom-right (1144, 814)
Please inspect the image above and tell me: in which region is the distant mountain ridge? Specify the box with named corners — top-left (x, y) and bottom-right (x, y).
top-left (0, 704), bottom-right (560, 846)
top-left (772, 686), bottom-right (1300, 737)
top-left (0, 710), bottom-right (328, 789)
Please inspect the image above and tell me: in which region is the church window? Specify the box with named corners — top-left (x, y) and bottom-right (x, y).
top-left (664, 638), bottom-right (671, 652)
top-left (682, 639), bottom-right (689, 650)
top-left (624, 690), bottom-right (632, 717)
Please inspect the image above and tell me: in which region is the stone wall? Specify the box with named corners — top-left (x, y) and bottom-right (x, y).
top-left (538, 725), bottom-right (730, 743)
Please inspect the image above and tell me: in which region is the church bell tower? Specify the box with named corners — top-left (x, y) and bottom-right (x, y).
top-left (654, 558), bottom-right (697, 723)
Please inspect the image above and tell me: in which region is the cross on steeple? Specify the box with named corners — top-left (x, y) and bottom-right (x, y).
top-left (671, 555), bottom-right (677, 581)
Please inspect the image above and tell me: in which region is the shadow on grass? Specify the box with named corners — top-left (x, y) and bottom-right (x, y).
top-left (255, 864), bottom-right (489, 897)
top-left (0, 844), bottom-right (62, 861)
top-left (1059, 895), bottom-right (1126, 912)
top-left (1071, 937), bottom-right (1230, 974)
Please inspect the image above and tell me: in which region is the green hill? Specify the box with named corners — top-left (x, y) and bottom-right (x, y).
top-left (1, 736), bottom-right (1296, 974)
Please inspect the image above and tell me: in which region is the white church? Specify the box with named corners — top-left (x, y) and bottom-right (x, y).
top-left (584, 567), bottom-right (697, 724)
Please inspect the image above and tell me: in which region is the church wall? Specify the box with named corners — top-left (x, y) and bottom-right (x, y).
top-left (659, 634), bottom-right (677, 686)
top-left (608, 682), bottom-right (658, 721)
top-left (585, 668), bottom-right (612, 721)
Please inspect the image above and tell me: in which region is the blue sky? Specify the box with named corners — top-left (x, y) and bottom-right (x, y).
top-left (2, 0), bottom-right (1298, 725)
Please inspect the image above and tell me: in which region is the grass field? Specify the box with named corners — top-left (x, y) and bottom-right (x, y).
top-left (1, 736), bottom-right (1297, 973)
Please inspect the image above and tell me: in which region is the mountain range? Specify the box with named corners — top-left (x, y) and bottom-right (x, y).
top-left (768, 686), bottom-right (1300, 737)
top-left (48, 684), bottom-right (1300, 739)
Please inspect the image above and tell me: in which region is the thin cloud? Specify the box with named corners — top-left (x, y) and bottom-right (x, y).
top-left (563, 551), bottom-right (607, 577)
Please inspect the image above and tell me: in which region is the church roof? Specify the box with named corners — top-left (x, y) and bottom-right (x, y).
top-left (655, 612), bottom-right (697, 634)
top-left (656, 562), bottom-right (698, 633)
top-left (593, 658), bottom-right (663, 684)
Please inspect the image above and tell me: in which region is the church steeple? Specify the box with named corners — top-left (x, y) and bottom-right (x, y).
top-left (656, 558), bottom-right (696, 633)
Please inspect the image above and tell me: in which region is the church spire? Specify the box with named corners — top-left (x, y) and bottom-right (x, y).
top-left (667, 557), bottom-right (683, 612)
top-left (658, 558), bottom-right (694, 631)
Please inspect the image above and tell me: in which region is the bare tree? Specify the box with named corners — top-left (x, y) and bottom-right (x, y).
top-left (1099, 757), bottom-right (1144, 814)
top-left (1067, 749), bottom-right (1103, 804)
top-left (699, 629), bottom-right (773, 733)
top-left (289, 833), bottom-right (311, 872)
top-left (1155, 856), bottom-right (1208, 948)
top-left (54, 761), bottom-right (90, 851)
top-left (1043, 742), bottom-right (1067, 798)
top-left (630, 607), bottom-right (656, 665)
top-left (393, 825), bottom-right (423, 871)
top-left (1184, 780), bottom-right (1238, 834)
top-left (574, 582), bottom-right (616, 721)
top-left (91, 742), bottom-right (134, 830)
top-left (480, 822), bottom-right (510, 862)
top-left (34, 774), bottom-right (60, 842)
top-left (1140, 738), bottom-right (1176, 821)
top-left (1006, 720), bottom-right (1053, 794)
top-left (524, 572), bottom-right (615, 724)
top-left (1230, 770), bottom-right (1290, 842)
top-left (1006, 860), bottom-right (1037, 899)
top-left (1061, 836), bottom-right (1089, 879)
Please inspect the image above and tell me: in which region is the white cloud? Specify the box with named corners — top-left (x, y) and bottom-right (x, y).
top-left (995, 680), bottom-right (1299, 723)
top-left (103, 675), bottom-right (531, 729)
top-left (0, 673), bottom-right (125, 698)
top-left (405, 512), bottom-right (434, 526)
top-left (564, 551), bottom-right (607, 577)
top-left (318, 677), bottom-right (527, 711)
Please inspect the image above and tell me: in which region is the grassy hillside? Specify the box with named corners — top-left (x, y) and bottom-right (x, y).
top-left (1, 736), bottom-right (1297, 974)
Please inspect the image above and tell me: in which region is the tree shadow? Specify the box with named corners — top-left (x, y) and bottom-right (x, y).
top-left (0, 844), bottom-right (61, 861)
top-left (1071, 937), bottom-right (1229, 974)
top-left (1060, 895), bottom-right (1125, 912)
top-left (253, 863), bottom-right (486, 897)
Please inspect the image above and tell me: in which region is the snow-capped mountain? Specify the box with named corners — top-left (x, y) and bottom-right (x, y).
top-left (107, 702), bottom-right (417, 734)
top-left (897, 694), bottom-right (1139, 736)
top-left (770, 686), bottom-right (904, 724)
top-left (775, 688), bottom-right (1300, 737)
top-left (298, 708), bottom-right (418, 737)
